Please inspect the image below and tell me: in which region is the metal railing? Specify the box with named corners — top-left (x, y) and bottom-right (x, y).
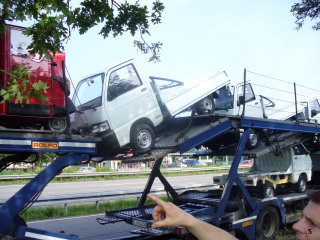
top-left (0, 184), bottom-right (217, 214)
top-left (0, 167), bottom-right (232, 180)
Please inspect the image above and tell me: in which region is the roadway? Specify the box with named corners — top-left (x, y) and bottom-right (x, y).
top-left (22, 174), bottom-right (220, 240)
top-left (0, 173), bottom-right (220, 200)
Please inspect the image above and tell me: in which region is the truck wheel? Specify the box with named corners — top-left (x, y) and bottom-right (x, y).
top-left (256, 206), bottom-right (280, 239)
top-left (261, 181), bottom-right (275, 198)
top-left (130, 123), bottom-right (155, 152)
top-left (296, 175), bottom-right (307, 193)
top-left (195, 96), bottom-right (215, 115)
top-left (47, 118), bottom-right (67, 132)
top-left (246, 130), bottom-right (260, 150)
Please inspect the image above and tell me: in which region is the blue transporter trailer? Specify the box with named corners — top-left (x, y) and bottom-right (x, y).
top-left (0, 116), bottom-right (320, 240)
top-left (96, 116), bottom-right (320, 240)
top-left (0, 129), bottom-right (99, 240)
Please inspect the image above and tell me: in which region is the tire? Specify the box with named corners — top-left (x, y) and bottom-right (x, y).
top-left (47, 118), bottom-right (68, 132)
top-left (260, 181), bottom-right (275, 198)
top-left (296, 174), bottom-right (307, 193)
top-left (195, 96), bottom-right (215, 115)
top-left (246, 130), bottom-right (260, 150)
top-left (256, 206), bottom-right (280, 239)
top-left (130, 123), bottom-right (155, 152)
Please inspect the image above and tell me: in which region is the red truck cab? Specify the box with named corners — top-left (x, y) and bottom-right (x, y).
top-left (0, 24), bottom-right (74, 132)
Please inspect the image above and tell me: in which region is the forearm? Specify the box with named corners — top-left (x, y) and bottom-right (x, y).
top-left (185, 217), bottom-right (237, 240)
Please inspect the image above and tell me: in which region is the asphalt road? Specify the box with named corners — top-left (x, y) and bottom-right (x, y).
top-left (3, 174), bottom-right (224, 239)
top-left (0, 174), bottom-right (220, 200)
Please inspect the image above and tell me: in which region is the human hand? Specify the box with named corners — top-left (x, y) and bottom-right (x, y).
top-left (147, 194), bottom-right (195, 228)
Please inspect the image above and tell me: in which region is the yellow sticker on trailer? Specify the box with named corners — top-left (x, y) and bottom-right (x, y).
top-left (242, 220), bottom-right (253, 227)
top-left (32, 142), bottom-right (59, 149)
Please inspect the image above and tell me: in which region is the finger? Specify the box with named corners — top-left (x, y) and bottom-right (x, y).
top-left (152, 205), bottom-right (164, 220)
top-left (152, 219), bottom-right (171, 228)
top-left (147, 194), bottom-right (167, 207)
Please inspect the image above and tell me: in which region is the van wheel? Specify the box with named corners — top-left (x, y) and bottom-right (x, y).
top-left (296, 175), bottom-right (307, 193)
top-left (256, 206), bottom-right (280, 239)
top-left (131, 123), bottom-right (155, 152)
top-left (195, 96), bottom-right (215, 115)
top-left (261, 181), bottom-right (275, 198)
top-left (47, 118), bottom-right (67, 132)
top-left (246, 130), bottom-right (260, 149)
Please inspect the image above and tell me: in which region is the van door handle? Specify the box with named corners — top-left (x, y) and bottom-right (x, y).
top-left (141, 87), bottom-right (147, 92)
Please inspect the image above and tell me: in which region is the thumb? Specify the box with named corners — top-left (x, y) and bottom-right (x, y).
top-left (152, 219), bottom-right (171, 228)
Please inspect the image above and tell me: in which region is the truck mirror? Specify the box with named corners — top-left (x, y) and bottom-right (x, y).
top-left (238, 96), bottom-right (244, 106)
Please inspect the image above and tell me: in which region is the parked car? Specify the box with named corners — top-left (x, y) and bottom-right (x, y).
top-left (171, 162), bottom-right (187, 168)
top-left (239, 159), bottom-right (254, 168)
top-left (77, 167), bottom-right (96, 173)
top-left (184, 159), bottom-right (198, 166)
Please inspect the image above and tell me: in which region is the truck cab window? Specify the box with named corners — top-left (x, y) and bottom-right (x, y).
top-left (108, 64), bottom-right (142, 100)
top-left (310, 99), bottom-right (320, 117)
top-left (10, 28), bottom-right (43, 61)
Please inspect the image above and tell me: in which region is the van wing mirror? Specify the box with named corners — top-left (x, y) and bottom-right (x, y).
top-left (238, 96), bottom-right (244, 106)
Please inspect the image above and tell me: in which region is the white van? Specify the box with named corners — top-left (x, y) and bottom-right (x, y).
top-left (70, 59), bottom-right (230, 156)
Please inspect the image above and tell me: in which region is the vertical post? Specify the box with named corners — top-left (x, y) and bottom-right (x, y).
top-left (64, 203), bottom-right (68, 215)
top-left (62, 60), bottom-right (71, 134)
top-left (294, 82), bottom-right (298, 122)
top-left (241, 68), bottom-right (247, 117)
top-left (95, 201), bottom-right (100, 210)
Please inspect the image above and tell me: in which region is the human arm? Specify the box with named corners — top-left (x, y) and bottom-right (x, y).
top-left (147, 194), bottom-right (237, 240)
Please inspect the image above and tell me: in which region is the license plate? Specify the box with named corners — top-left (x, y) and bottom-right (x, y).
top-left (132, 219), bottom-right (148, 228)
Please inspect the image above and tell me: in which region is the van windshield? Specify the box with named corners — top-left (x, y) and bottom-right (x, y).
top-left (73, 73), bottom-right (104, 110)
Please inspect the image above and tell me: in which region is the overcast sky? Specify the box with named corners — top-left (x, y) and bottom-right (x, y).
top-left (63, 0), bottom-right (319, 100)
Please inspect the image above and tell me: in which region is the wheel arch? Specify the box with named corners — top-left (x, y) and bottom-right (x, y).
top-left (258, 201), bottom-right (285, 225)
top-left (130, 118), bottom-right (155, 134)
top-left (255, 202), bottom-right (283, 238)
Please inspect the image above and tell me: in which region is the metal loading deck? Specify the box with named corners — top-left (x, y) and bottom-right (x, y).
top-left (95, 116), bottom-right (320, 240)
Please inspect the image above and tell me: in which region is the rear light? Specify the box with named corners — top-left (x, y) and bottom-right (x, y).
top-left (246, 179), bottom-right (254, 185)
top-left (213, 179), bottom-right (220, 183)
top-left (175, 227), bottom-right (187, 235)
top-left (53, 52), bottom-right (66, 66)
top-left (66, 79), bottom-right (71, 96)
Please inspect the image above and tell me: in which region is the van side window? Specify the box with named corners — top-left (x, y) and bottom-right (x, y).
top-left (237, 83), bottom-right (255, 103)
top-left (215, 85), bottom-right (234, 110)
top-left (74, 73), bottom-right (104, 109)
top-left (108, 64), bottom-right (142, 100)
top-left (293, 144), bottom-right (308, 155)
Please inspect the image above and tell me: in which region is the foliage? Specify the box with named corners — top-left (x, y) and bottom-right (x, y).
top-left (0, 65), bottom-right (48, 104)
top-left (291, 0), bottom-right (320, 30)
top-left (0, 0), bottom-right (164, 62)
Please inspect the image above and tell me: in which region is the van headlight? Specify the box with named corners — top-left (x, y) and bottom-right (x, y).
top-left (92, 121), bottom-right (110, 133)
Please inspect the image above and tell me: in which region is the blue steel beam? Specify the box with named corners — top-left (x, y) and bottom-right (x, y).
top-left (241, 118), bottom-right (320, 133)
top-left (0, 154), bottom-right (90, 236)
top-left (179, 120), bottom-right (232, 153)
top-left (0, 136), bottom-right (96, 153)
top-left (215, 128), bottom-right (252, 220)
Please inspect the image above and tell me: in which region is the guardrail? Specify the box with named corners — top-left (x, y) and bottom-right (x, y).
top-left (0, 167), bottom-right (233, 180)
top-left (0, 184), bottom-right (217, 214)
